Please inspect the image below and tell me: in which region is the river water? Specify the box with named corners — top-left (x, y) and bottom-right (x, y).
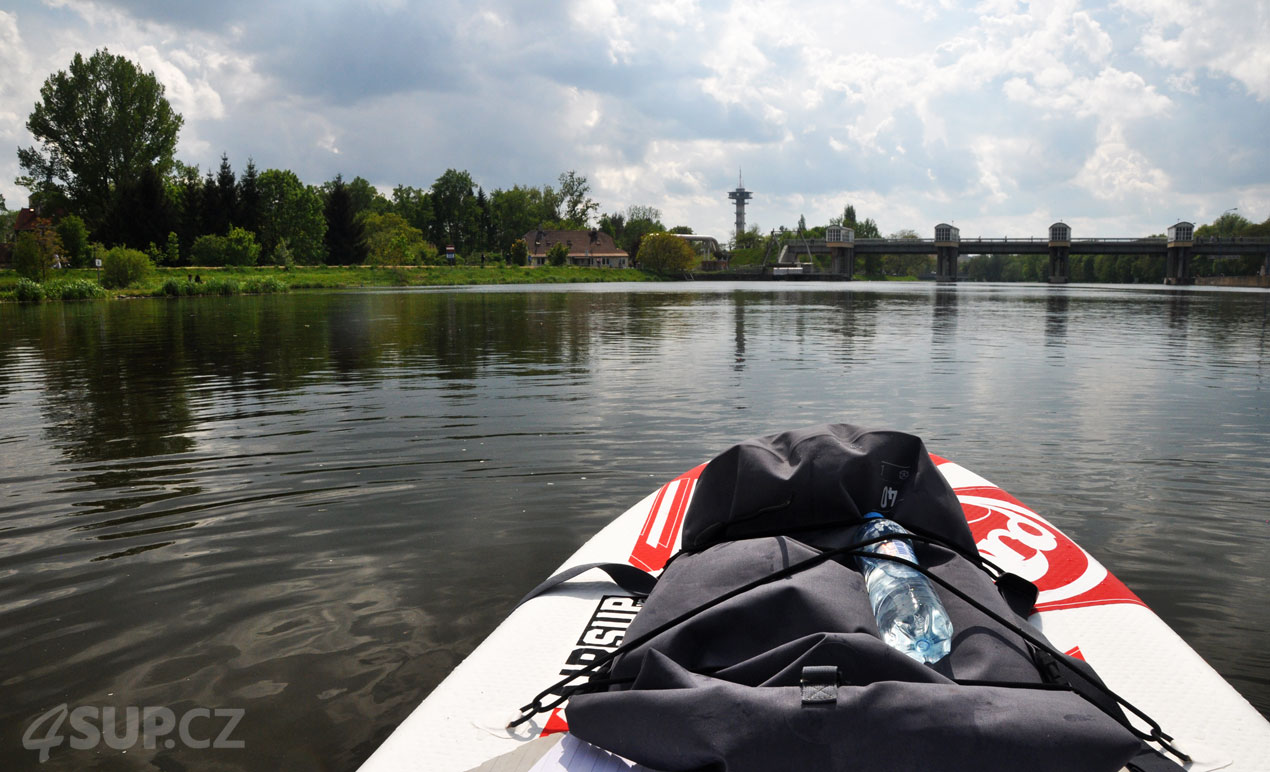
top-left (1, 282), bottom-right (1267, 769)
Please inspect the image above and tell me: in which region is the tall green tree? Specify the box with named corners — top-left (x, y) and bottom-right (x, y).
top-left (617, 205), bottom-right (664, 257)
top-left (323, 174), bottom-right (367, 264)
top-left (17, 49), bottom-right (183, 232)
top-left (558, 170), bottom-right (598, 228)
top-left (258, 169), bottom-right (326, 264)
top-left (201, 169), bottom-right (224, 235)
top-left (430, 169), bottom-right (478, 253)
top-left (216, 153), bottom-right (238, 231)
top-left (599, 211), bottom-right (625, 242)
top-left (100, 164), bottom-right (173, 250)
top-left (342, 176), bottom-right (391, 217)
top-left (172, 163), bottom-right (203, 263)
top-left (55, 214), bottom-right (91, 267)
top-left (391, 185), bottom-right (434, 235)
top-left (475, 186), bottom-right (492, 252)
top-left (490, 185), bottom-right (561, 250)
top-left (237, 158), bottom-right (262, 236)
top-left (1195, 211), bottom-right (1252, 240)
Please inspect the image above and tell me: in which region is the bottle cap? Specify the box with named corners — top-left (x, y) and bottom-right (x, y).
top-left (864, 511), bottom-right (883, 519)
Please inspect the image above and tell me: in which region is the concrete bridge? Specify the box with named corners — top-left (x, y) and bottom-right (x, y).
top-left (778, 222), bottom-right (1270, 284)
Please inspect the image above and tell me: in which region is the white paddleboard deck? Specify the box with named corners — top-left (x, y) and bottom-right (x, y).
top-left (360, 458), bottom-right (1269, 772)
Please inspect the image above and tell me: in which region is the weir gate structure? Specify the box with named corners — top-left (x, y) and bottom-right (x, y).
top-left (780, 222), bottom-right (1270, 284)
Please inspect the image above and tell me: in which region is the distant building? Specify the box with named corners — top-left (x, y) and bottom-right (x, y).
top-left (524, 229), bottom-right (630, 268)
top-left (0, 208), bottom-right (41, 267)
top-left (728, 172), bottom-right (752, 240)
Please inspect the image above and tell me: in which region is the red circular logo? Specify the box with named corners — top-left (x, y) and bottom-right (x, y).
top-left (959, 491), bottom-right (1107, 606)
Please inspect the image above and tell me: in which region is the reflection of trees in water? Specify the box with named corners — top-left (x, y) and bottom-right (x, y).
top-left (8, 288), bottom-right (1265, 469)
top-left (1, 292), bottom-right (688, 465)
top-left (9, 302), bottom-right (198, 462)
top-left (725, 290), bottom-right (882, 363)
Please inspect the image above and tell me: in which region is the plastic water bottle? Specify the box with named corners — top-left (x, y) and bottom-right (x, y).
top-left (854, 512), bottom-right (953, 664)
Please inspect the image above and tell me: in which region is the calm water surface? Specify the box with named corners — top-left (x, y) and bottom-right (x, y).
top-left (1, 282), bottom-right (1267, 770)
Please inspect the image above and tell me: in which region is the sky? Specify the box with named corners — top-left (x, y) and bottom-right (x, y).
top-left (1, 0), bottom-right (1267, 241)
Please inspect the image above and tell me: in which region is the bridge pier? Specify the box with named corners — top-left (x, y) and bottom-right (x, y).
top-left (1164, 246), bottom-right (1193, 285)
top-left (1048, 246), bottom-right (1070, 284)
top-left (829, 246), bottom-right (855, 279)
top-left (935, 246), bottom-right (959, 282)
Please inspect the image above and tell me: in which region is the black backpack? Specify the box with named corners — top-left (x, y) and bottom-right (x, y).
top-left (518, 425), bottom-right (1186, 772)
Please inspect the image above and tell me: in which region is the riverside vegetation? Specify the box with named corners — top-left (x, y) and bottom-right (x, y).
top-left (0, 263), bottom-right (652, 303)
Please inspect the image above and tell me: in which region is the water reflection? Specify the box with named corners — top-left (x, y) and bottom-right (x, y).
top-left (1, 283), bottom-right (1268, 770)
top-left (1045, 289), bottom-right (1069, 347)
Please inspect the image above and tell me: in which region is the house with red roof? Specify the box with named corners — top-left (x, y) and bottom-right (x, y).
top-left (523, 229), bottom-right (629, 268)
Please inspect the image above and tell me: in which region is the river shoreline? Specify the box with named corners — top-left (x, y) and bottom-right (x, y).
top-left (0, 264), bottom-right (658, 301)
top-left (4, 265), bottom-right (1268, 303)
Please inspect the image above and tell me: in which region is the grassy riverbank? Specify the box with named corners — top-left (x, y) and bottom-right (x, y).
top-left (0, 264), bottom-right (657, 302)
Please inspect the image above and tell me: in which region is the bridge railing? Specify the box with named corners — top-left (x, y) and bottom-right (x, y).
top-left (1072, 237), bottom-right (1164, 243)
top-left (1195, 236), bottom-right (1270, 244)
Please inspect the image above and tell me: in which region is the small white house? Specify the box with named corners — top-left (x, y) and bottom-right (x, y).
top-left (934, 223), bottom-right (959, 244)
top-left (825, 225), bottom-right (855, 245)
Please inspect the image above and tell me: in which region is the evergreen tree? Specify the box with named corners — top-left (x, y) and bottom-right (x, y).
top-left (100, 165), bottom-right (172, 249)
top-left (323, 174), bottom-right (366, 264)
top-left (216, 153), bottom-right (238, 230)
top-left (237, 158), bottom-right (261, 236)
top-left (174, 165), bottom-right (202, 263)
top-left (201, 169), bottom-right (225, 235)
top-left (475, 186), bottom-right (491, 252)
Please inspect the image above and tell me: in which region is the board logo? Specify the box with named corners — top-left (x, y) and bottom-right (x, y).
top-left (548, 596), bottom-right (643, 699)
top-left (957, 487), bottom-right (1141, 611)
top-left (537, 595), bottom-right (644, 736)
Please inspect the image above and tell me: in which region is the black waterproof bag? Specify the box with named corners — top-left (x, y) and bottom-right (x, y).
top-left (564, 424), bottom-right (1181, 772)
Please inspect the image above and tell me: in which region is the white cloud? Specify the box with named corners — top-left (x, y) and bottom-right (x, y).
top-left (1075, 125), bottom-right (1170, 200)
top-left (1117, 0), bottom-right (1270, 100)
top-left (130, 45), bottom-right (225, 120)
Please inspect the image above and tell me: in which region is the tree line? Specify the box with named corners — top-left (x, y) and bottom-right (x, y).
top-left (4, 49), bottom-right (695, 275)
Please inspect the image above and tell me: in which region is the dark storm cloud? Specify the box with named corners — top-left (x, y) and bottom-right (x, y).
top-left (244, 7), bottom-right (467, 101)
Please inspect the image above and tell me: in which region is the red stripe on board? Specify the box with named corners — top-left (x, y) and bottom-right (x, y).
top-left (928, 453), bottom-right (948, 465)
top-left (1065, 645), bottom-right (1086, 661)
top-left (628, 465), bottom-right (705, 572)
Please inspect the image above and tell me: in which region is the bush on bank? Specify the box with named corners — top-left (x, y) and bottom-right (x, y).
top-left (10, 277), bottom-right (109, 303)
top-left (160, 275), bottom-right (289, 297)
top-left (101, 247), bottom-right (154, 289)
top-left (190, 227), bottom-right (261, 267)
